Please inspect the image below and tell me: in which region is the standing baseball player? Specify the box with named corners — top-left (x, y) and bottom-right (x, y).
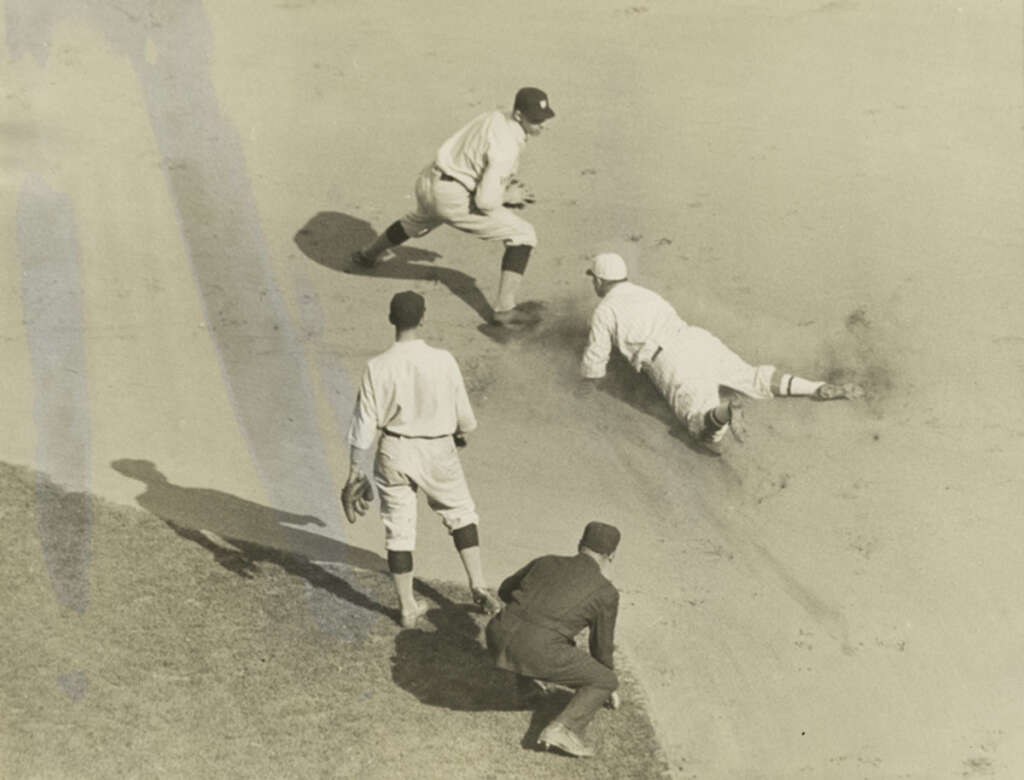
top-left (343, 290), bottom-right (502, 628)
top-left (579, 253), bottom-right (865, 454)
top-left (351, 87), bottom-right (555, 327)
top-left (485, 522), bottom-right (622, 758)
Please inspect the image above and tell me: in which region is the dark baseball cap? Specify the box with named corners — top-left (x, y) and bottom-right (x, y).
top-left (514, 87), bottom-right (555, 124)
top-left (389, 290), bottom-right (425, 329)
top-left (580, 521), bottom-right (621, 556)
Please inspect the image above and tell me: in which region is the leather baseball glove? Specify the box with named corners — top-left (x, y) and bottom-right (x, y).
top-left (341, 472), bottom-right (373, 524)
top-left (502, 178), bottom-right (535, 209)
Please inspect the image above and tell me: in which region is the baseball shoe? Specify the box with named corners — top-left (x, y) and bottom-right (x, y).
top-left (697, 399), bottom-right (744, 455)
top-left (726, 398), bottom-right (746, 443)
top-left (350, 250), bottom-right (377, 271)
top-left (537, 721), bottom-right (595, 758)
top-left (815, 382), bottom-right (865, 401)
top-left (471, 587), bottom-right (503, 615)
top-left (491, 306), bottom-right (541, 327)
top-left (399, 600), bottom-right (429, 629)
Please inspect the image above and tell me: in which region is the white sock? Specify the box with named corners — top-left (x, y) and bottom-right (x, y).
top-left (777, 374), bottom-right (824, 397)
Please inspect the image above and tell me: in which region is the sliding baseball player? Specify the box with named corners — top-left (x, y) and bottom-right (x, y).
top-left (579, 253), bottom-right (864, 454)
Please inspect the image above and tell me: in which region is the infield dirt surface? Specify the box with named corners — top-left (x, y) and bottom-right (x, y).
top-left (2, 1), bottom-right (1022, 778)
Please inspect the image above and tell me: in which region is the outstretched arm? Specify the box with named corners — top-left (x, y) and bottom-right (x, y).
top-left (580, 308), bottom-right (614, 380)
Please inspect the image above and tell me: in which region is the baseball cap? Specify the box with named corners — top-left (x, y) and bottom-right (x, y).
top-left (389, 290), bottom-right (425, 329)
top-left (514, 87), bottom-right (555, 124)
top-left (580, 521), bottom-right (621, 556)
top-left (586, 252), bottom-right (628, 282)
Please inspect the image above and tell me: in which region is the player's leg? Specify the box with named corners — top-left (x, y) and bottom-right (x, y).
top-left (374, 440), bottom-right (426, 627)
top-left (771, 370), bottom-right (864, 400)
top-left (420, 439), bottom-right (502, 613)
top-left (537, 651), bottom-right (618, 757)
top-left (439, 201), bottom-right (538, 323)
top-left (702, 327), bottom-right (863, 401)
top-left (645, 346), bottom-right (736, 451)
top-left (354, 165), bottom-right (442, 267)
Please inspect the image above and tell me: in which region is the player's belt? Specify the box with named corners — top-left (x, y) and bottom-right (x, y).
top-left (433, 165), bottom-right (473, 193)
top-left (382, 428), bottom-right (452, 440)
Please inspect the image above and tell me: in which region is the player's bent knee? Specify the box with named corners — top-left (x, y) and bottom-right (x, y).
top-left (387, 550), bottom-right (414, 574)
top-left (516, 223), bottom-right (537, 247)
top-left (451, 522), bottom-right (480, 550)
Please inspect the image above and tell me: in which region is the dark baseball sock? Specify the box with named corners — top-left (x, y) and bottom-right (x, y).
top-left (452, 523), bottom-right (480, 551)
top-left (384, 220), bottom-right (410, 245)
top-left (703, 404), bottom-right (730, 435)
top-left (500, 244), bottom-right (531, 274)
top-left (387, 550), bottom-right (413, 574)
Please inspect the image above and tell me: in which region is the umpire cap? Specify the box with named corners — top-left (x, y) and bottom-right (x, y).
top-left (580, 521), bottom-right (621, 556)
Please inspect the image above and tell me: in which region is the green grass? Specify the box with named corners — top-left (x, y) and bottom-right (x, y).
top-left (0, 462), bottom-right (670, 779)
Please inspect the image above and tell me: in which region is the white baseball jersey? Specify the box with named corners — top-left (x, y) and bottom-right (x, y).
top-left (581, 282), bottom-right (688, 379)
top-left (435, 110), bottom-right (526, 211)
top-left (348, 339), bottom-right (477, 449)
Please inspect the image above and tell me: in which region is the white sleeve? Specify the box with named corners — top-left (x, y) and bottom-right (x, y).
top-left (346, 367), bottom-right (379, 449)
top-left (580, 306), bottom-right (614, 379)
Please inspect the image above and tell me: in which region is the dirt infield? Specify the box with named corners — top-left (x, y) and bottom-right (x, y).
top-left (2, 1), bottom-right (1022, 777)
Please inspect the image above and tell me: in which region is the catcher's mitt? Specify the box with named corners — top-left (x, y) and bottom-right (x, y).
top-left (341, 473), bottom-right (373, 524)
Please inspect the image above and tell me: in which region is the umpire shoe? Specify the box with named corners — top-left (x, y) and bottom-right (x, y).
top-left (472, 587), bottom-right (503, 615)
top-left (537, 721), bottom-right (595, 758)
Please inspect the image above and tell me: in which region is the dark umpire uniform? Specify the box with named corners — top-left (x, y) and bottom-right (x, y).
top-left (485, 522), bottom-right (621, 757)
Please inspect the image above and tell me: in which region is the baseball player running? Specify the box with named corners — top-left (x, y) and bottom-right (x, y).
top-left (579, 253), bottom-right (864, 454)
top-left (351, 87), bottom-right (555, 327)
top-left (343, 291), bottom-right (502, 628)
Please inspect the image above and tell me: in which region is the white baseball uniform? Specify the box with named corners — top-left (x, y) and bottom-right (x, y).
top-left (348, 339), bottom-right (479, 551)
top-left (398, 110), bottom-right (537, 247)
top-left (581, 282), bottom-right (775, 437)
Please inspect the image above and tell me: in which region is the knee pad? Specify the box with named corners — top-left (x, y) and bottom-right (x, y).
top-left (387, 550), bottom-right (414, 574)
top-left (501, 244), bottom-right (532, 275)
top-left (451, 523), bottom-right (480, 551)
top-left (385, 220), bottom-right (410, 245)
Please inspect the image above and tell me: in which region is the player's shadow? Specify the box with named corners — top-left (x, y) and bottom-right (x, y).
top-left (390, 582), bottom-right (529, 713)
top-left (110, 458), bottom-right (395, 621)
top-left (599, 355), bottom-right (679, 429)
top-left (294, 211), bottom-right (494, 323)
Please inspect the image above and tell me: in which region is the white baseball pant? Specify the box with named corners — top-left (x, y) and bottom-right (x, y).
top-left (644, 326), bottom-right (775, 437)
top-left (373, 433), bottom-right (479, 552)
top-left (399, 165), bottom-right (537, 247)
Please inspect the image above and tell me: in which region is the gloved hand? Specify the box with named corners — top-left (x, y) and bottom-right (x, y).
top-left (502, 178), bottom-right (535, 209)
top-left (340, 471), bottom-right (373, 524)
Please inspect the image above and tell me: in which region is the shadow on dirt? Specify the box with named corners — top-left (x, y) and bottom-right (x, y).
top-left (294, 211), bottom-right (494, 323)
top-left (390, 579), bottom-right (528, 712)
top-left (111, 458), bottom-right (395, 620)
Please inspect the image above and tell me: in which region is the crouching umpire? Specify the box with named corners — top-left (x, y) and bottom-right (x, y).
top-left (485, 522), bottom-right (622, 758)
